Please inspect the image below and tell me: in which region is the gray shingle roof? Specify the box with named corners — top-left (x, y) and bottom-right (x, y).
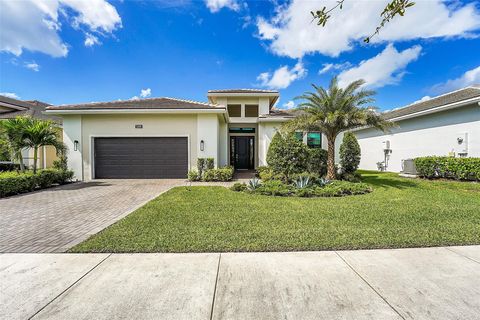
top-left (46, 97), bottom-right (222, 110)
top-left (208, 89), bottom-right (279, 94)
top-left (382, 86), bottom-right (480, 120)
top-left (0, 96), bottom-right (60, 122)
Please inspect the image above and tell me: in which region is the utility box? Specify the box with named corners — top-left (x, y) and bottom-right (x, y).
top-left (401, 159), bottom-right (417, 175)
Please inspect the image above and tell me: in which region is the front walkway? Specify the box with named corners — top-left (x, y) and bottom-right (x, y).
top-left (0, 179), bottom-right (187, 253)
top-left (1, 246), bottom-right (479, 319)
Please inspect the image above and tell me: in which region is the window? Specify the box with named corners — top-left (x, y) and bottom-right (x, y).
top-left (229, 127), bottom-right (255, 134)
top-left (307, 132), bottom-right (322, 148)
top-left (245, 105), bottom-right (259, 117)
top-left (227, 104), bottom-right (241, 117)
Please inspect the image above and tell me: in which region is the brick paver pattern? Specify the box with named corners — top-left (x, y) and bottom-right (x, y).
top-left (0, 180), bottom-right (188, 253)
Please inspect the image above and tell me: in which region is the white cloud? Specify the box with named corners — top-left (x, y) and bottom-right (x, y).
top-left (140, 88), bottom-right (152, 98)
top-left (131, 88), bottom-right (152, 100)
top-left (257, 0), bottom-right (480, 58)
top-left (338, 44), bottom-right (422, 89)
top-left (257, 61), bottom-right (307, 89)
top-left (431, 66), bottom-right (480, 93)
top-left (205, 0), bottom-right (240, 13)
top-left (0, 0), bottom-right (121, 57)
top-left (25, 62), bottom-right (40, 72)
top-left (84, 33), bottom-right (101, 47)
top-left (0, 92), bottom-right (20, 99)
top-left (282, 100), bottom-right (295, 109)
top-left (412, 96), bottom-right (432, 104)
top-left (318, 62), bottom-right (352, 75)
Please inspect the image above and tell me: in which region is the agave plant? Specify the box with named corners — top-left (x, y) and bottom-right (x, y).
top-left (247, 177), bottom-right (261, 191)
top-left (317, 177), bottom-right (332, 187)
top-left (294, 176), bottom-right (311, 189)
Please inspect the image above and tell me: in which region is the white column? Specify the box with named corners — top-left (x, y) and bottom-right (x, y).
top-left (62, 115), bottom-right (83, 180)
top-left (197, 114), bottom-right (219, 167)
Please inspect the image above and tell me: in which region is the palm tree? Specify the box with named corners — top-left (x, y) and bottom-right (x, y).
top-left (285, 77), bottom-right (393, 180)
top-left (23, 118), bottom-right (64, 173)
top-left (0, 117), bottom-right (31, 172)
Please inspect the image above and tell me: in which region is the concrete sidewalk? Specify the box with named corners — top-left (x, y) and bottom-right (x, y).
top-left (1, 246), bottom-right (479, 320)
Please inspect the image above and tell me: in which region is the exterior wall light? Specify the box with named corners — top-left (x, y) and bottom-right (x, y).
top-left (74, 140), bottom-right (79, 151)
top-left (200, 140), bottom-right (205, 151)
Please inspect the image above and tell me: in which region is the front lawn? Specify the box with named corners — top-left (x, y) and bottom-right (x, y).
top-left (71, 171), bottom-right (480, 252)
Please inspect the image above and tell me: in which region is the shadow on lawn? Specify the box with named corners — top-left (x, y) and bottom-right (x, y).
top-left (363, 174), bottom-right (418, 190)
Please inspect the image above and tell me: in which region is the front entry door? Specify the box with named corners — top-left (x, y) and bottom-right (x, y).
top-left (231, 136), bottom-right (254, 169)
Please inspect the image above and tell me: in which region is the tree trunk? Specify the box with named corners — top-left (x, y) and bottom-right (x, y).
top-left (33, 147), bottom-right (38, 174)
top-left (18, 150), bottom-right (25, 172)
top-left (326, 138), bottom-right (336, 180)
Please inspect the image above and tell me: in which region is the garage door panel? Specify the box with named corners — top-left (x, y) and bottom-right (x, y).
top-left (94, 137), bottom-right (188, 179)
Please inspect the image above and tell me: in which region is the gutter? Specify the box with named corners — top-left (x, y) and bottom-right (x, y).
top-left (44, 108), bottom-right (227, 115)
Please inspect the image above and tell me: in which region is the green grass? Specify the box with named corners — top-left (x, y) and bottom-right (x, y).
top-left (71, 171), bottom-right (480, 253)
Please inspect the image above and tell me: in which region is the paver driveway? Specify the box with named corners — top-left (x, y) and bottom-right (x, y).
top-left (0, 179), bottom-right (186, 253)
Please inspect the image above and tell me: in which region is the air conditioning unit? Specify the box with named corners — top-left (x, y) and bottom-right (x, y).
top-left (401, 159), bottom-right (417, 175)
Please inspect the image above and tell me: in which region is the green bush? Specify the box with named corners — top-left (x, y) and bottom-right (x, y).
top-left (202, 166), bottom-right (234, 182)
top-left (230, 182), bottom-right (247, 192)
top-left (337, 171), bottom-right (362, 182)
top-left (0, 169), bottom-right (74, 198)
top-left (267, 132), bottom-right (309, 180)
top-left (414, 156), bottom-right (480, 181)
top-left (197, 158), bottom-right (206, 178)
top-left (205, 158), bottom-right (214, 170)
top-left (188, 170), bottom-right (200, 181)
top-left (257, 180), bottom-right (293, 196)
top-left (340, 132), bottom-right (361, 174)
top-left (306, 148), bottom-right (328, 176)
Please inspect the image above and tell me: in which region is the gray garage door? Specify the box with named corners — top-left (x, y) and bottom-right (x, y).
top-left (94, 137), bottom-right (188, 179)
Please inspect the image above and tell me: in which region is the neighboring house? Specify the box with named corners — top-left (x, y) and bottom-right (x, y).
top-left (46, 89), bottom-right (318, 180)
top-left (350, 85), bottom-right (480, 172)
top-left (0, 95), bottom-right (61, 169)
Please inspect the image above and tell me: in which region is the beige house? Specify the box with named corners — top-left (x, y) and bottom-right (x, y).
top-left (45, 89), bottom-right (323, 180)
top-left (0, 95), bottom-right (61, 169)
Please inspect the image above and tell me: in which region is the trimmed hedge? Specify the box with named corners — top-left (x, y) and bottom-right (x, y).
top-left (188, 166), bottom-right (234, 182)
top-left (414, 156), bottom-right (480, 181)
top-left (0, 169), bottom-right (74, 198)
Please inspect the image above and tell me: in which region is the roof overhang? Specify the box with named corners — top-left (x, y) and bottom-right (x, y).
top-left (258, 117), bottom-right (293, 123)
top-left (207, 92), bottom-right (280, 109)
top-left (44, 108), bottom-right (227, 115)
top-left (352, 97), bottom-right (480, 132)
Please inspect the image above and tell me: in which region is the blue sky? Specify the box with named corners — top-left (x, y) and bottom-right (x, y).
top-left (1, 0), bottom-right (479, 111)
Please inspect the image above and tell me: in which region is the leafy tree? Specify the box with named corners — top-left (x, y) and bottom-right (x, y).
top-left (312, 0), bottom-right (415, 43)
top-left (22, 118), bottom-right (64, 173)
top-left (339, 132), bottom-right (361, 174)
top-left (0, 117), bottom-right (31, 172)
top-left (266, 131), bottom-right (309, 181)
top-left (284, 77), bottom-right (393, 180)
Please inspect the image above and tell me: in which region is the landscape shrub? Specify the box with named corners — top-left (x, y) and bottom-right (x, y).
top-left (266, 132), bottom-right (309, 181)
top-left (414, 156), bottom-right (480, 181)
top-left (0, 169), bottom-right (74, 198)
top-left (231, 178), bottom-right (371, 198)
top-left (188, 170), bottom-right (200, 181)
top-left (257, 180), bottom-right (293, 196)
top-left (306, 148), bottom-right (328, 176)
top-left (339, 132), bottom-right (361, 174)
top-left (0, 162), bottom-right (20, 172)
top-left (205, 158), bottom-right (215, 170)
top-left (197, 158), bottom-right (206, 178)
top-left (190, 166), bottom-right (234, 182)
top-left (230, 182), bottom-right (247, 192)
top-left (337, 171), bottom-right (362, 183)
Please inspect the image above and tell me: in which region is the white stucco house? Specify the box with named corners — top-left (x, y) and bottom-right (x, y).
top-left (45, 85), bottom-right (479, 180)
top-left (45, 89), bottom-right (324, 180)
top-left (350, 85), bottom-right (480, 172)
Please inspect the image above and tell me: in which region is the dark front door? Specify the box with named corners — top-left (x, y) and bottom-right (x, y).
top-left (94, 137), bottom-right (188, 179)
top-left (231, 136), bottom-right (254, 170)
